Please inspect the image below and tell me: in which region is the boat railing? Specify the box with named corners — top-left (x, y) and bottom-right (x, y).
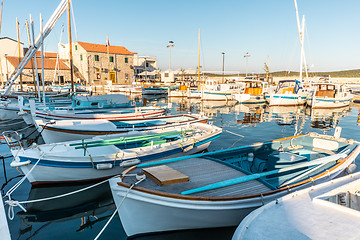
top-left (2, 131), bottom-right (23, 151)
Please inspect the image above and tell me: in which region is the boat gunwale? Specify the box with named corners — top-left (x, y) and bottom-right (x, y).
top-left (37, 114), bottom-right (208, 135)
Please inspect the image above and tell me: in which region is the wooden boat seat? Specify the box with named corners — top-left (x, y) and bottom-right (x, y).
top-left (312, 147), bottom-right (335, 156)
top-left (143, 165), bottom-right (189, 186)
top-left (267, 152), bottom-right (308, 170)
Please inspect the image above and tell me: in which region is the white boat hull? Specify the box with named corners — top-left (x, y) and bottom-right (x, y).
top-left (307, 96), bottom-right (353, 109)
top-left (265, 94), bottom-right (307, 106)
top-left (18, 141), bottom-right (211, 185)
top-left (202, 92), bottom-right (234, 101)
top-left (110, 144), bottom-right (360, 237)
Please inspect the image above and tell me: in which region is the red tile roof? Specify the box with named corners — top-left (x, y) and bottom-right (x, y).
top-left (6, 56), bottom-right (70, 70)
top-left (35, 51), bottom-right (58, 58)
top-left (76, 41), bottom-right (133, 55)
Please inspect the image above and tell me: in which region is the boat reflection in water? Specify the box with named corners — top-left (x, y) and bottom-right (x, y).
top-left (16, 181), bottom-right (115, 238)
top-left (235, 103), bottom-right (266, 126)
top-left (307, 106), bottom-right (351, 129)
top-left (168, 97), bottom-right (238, 118)
top-left (263, 105), bottom-right (305, 126)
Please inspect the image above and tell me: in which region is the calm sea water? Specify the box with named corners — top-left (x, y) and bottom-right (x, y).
top-left (1, 97), bottom-right (360, 240)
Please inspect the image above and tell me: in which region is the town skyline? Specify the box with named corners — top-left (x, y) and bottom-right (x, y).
top-left (1, 0), bottom-right (360, 74)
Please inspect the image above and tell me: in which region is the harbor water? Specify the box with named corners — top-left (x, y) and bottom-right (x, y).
top-left (1, 97), bottom-right (360, 240)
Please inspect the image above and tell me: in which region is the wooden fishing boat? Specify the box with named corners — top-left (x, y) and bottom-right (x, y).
top-left (307, 83), bottom-right (353, 109)
top-left (233, 170), bottom-right (360, 240)
top-left (265, 80), bottom-right (308, 106)
top-left (29, 100), bottom-right (166, 121)
top-left (6, 122), bottom-right (221, 185)
top-left (34, 113), bottom-right (208, 144)
top-left (109, 131), bottom-right (360, 237)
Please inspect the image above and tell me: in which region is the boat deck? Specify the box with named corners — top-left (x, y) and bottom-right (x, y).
top-left (123, 157), bottom-right (272, 197)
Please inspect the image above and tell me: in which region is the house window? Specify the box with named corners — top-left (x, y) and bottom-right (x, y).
top-left (95, 55), bottom-right (99, 61)
top-left (58, 76), bottom-right (64, 84)
top-left (110, 56), bottom-right (114, 62)
top-left (80, 55), bottom-right (83, 61)
top-left (125, 57), bottom-right (128, 63)
top-left (75, 45), bottom-right (78, 50)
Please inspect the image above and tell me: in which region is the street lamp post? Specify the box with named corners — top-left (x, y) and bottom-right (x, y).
top-left (244, 52), bottom-right (251, 77)
top-left (222, 52), bottom-right (225, 83)
top-left (144, 57), bottom-right (147, 81)
top-left (167, 41), bottom-right (174, 72)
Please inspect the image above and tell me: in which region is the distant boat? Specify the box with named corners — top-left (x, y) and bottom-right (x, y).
top-left (233, 170), bottom-right (360, 240)
top-left (110, 131), bottom-right (360, 237)
top-left (307, 82), bottom-right (353, 109)
top-left (234, 80), bottom-right (268, 104)
top-left (6, 122), bottom-right (221, 184)
top-left (27, 94), bottom-right (166, 121)
top-left (265, 80), bottom-right (308, 106)
top-left (34, 113), bottom-right (209, 143)
top-left (200, 79), bottom-right (244, 101)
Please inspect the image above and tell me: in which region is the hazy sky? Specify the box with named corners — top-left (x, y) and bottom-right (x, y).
top-left (1, 0), bottom-right (360, 73)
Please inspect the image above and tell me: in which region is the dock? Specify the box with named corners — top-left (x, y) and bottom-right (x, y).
top-left (0, 194), bottom-right (11, 240)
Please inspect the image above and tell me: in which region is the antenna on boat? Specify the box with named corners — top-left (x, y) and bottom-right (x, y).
top-left (16, 17), bottom-right (23, 92)
top-left (198, 29), bottom-right (201, 83)
top-left (294, 0), bottom-right (309, 82)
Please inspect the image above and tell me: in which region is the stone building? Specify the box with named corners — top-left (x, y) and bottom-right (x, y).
top-left (4, 54), bottom-right (71, 86)
top-left (60, 41), bottom-right (134, 85)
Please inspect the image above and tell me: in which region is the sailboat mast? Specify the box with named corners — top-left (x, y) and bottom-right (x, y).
top-left (40, 14), bottom-right (46, 104)
top-left (198, 29), bottom-right (200, 82)
top-left (67, 0), bottom-right (74, 93)
top-left (25, 19), bottom-right (37, 97)
top-left (30, 16), bottom-right (41, 101)
top-left (16, 18), bottom-right (23, 91)
top-left (53, 24), bottom-right (64, 85)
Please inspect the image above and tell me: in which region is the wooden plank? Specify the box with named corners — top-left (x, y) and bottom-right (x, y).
top-left (143, 165), bottom-right (189, 186)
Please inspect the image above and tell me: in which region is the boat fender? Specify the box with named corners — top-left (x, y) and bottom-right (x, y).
top-left (334, 126), bottom-right (342, 139)
top-left (247, 152), bottom-right (254, 162)
top-left (345, 163), bottom-right (357, 174)
top-left (10, 160), bottom-right (31, 168)
top-left (96, 163), bottom-right (113, 170)
top-left (120, 159), bottom-right (141, 167)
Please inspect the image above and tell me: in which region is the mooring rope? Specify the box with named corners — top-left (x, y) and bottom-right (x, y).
top-left (94, 174), bottom-right (146, 240)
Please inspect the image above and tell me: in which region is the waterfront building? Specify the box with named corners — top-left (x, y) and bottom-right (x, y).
top-left (3, 54), bottom-right (71, 86)
top-left (0, 37), bottom-right (24, 84)
top-left (133, 54), bottom-right (158, 81)
top-left (60, 41), bottom-right (134, 85)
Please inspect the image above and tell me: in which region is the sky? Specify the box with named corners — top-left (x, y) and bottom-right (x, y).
top-left (1, 0), bottom-right (360, 74)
